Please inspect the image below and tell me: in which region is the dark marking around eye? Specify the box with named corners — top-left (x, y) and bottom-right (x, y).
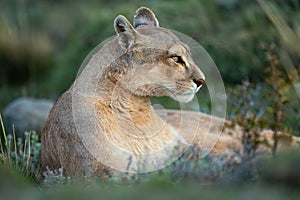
top-left (171, 55), bottom-right (185, 66)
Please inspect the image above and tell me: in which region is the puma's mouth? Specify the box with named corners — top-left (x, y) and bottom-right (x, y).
top-left (172, 79), bottom-right (205, 103)
top-left (170, 92), bottom-right (196, 103)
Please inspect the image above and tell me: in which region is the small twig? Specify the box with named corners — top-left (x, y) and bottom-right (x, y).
top-left (0, 114), bottom-right (5, 155)
top-left (26, 131), bottom-right (32, 176)
top-left (0, 114), bottom-right (8, 152)
top-left (22, 139), bottom-right (27, 169)
top-left (13, 125), bottom-right (18, 169)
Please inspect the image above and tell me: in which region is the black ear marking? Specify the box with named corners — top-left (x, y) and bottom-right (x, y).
top-left (133, 7), bottom-right (159, 28)
top-left (114, 15), bottom-right (138, 49)
top-left (114, 15), bottom-right (134, 33)
top-left (116, 21), bottom-right (126, 32)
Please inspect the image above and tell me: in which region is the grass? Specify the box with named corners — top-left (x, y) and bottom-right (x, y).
top-left (1, 148), bottom-right (300, 200)
top-left (0, 114), bottom-right (41, 183)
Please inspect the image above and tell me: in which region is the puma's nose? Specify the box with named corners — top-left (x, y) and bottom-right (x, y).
top-left (193, 78), bottom-right (205, 88)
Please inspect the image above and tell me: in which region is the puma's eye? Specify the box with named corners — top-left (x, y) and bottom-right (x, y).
top-left (171, 55), bottom-right (185, 66)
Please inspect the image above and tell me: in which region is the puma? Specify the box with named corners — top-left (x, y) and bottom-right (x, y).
top-left (41, 7), bottom-right (299, 177)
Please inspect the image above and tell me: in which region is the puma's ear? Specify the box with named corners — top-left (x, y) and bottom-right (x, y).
top-left (133, 7), bottom-right (159, 28)
top-left (114, 15), bottom-right (138, 49)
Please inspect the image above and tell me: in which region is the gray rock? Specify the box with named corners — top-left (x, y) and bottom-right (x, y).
top-left (3, 97), bottom-right (54, 137)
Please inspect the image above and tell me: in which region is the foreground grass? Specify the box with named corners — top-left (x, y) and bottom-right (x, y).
top-left (1, 161), bottom-right (300, 200)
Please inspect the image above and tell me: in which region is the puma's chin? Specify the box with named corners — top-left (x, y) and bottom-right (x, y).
top-left (171, 92), bottom-right (196, 103)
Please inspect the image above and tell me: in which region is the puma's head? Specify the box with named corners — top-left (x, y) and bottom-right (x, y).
top-left (113, 7), bottom-right (205, 103)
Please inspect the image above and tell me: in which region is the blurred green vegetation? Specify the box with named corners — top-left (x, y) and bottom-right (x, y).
top-left (0, 0), bottom-right (299, 102)
top-left (1, 0), bottom-right (300, 198)
top-left (1, 0), bottom-right (299, 132)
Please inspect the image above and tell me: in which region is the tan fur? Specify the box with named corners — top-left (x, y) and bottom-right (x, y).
top-left (158, 110), bottom-right (299, 157)
top-left (41, 7), bottom-right (299, 177)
